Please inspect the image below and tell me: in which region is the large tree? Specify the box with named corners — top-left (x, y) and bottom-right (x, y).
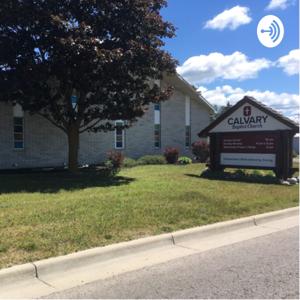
top-left (0, 0), bottom-right (177, 171)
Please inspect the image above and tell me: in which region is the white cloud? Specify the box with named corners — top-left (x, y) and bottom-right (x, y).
top-left (197, 85), bottom-right (299, 120)
top-left (277, 49), bottom-right (300, 76)
top-left (177, 52), bottom-right (271, 85)
top-left (266, 0), bottom-right (293, 10)
top-left (204, 6), bottom-right (252, 30)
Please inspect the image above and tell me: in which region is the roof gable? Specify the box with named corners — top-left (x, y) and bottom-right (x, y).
top-left (163, 73), bottom-right (215, 113)
top-left (199, 96), bottom-right (299, 136)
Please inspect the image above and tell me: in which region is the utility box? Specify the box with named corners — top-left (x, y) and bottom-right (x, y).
top-left (198, 96), bottom-right (299, 179)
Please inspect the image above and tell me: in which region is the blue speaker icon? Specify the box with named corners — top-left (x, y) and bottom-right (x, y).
top-left (261, 20), bottom-right (280, 43)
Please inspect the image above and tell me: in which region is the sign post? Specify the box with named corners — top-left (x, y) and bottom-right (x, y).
top-left (198, 96), bottom-right (299, 179)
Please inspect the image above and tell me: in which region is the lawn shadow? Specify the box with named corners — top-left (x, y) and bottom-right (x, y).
top-left (185, 170), bottom-right (280, 185)
top-left (0, 168), bottom-right (135, 194)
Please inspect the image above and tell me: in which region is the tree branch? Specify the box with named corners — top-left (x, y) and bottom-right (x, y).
top-left (38, 112), bottom-right (67, 133)
top-left (79, 118), bottom-right (102, 133)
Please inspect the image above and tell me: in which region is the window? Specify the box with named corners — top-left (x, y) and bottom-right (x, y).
top-left (185, 96), bottom-right (191, 148)
top-left (154, 103), bottom-right (161, 148)
top-left (71, 95), bottom-right (77, 111)
top-left (13, 104), bottom-right (24, 149)
top-left (115, 120), bottom-right (125, 149)
top-left (185, 125), bottom-right (191, 148)
top-left (154, 124), bottom-right (161, 148)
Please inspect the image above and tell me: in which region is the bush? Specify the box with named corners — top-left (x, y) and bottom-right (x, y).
top-left (252, 169), bottom-right (264, 177)
top-left (192, 140), bottom-right (209, 162)
top-left (138, 155), bottom-right (166, 165)
top-left (178, 156), bottom-right (192, 165)
top-left (105, 151), bottom-right (124, 176)
top-left (235, 169), bottom-right (246, 177)
top-left (123, 157), bottom-right (139, 168)
top-left (164, 147), bottom-right (179, 164)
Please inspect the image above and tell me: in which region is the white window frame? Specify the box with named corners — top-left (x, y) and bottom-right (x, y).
top-left (114, 120), bottom-right (125, 149)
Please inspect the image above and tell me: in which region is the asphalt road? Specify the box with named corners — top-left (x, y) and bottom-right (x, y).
top-left (45, 227), bottom-right (299, 299)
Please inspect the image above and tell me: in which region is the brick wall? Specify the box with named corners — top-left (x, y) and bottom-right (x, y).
top-left (0, 88), bottom-right (212, 169)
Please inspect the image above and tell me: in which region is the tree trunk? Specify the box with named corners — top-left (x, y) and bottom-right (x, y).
top-left (67, 124), bottom-right (80, 172)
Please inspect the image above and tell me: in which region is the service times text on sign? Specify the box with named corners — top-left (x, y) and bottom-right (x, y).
top-left (220, 133), bottom-right (278, 168)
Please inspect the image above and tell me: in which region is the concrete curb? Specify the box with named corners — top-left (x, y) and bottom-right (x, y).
top-left (173, 206), bottom-right (299, 244)
top-left (0, 206), bottom-right (298, 287)
top-left (0, 263), bottom-right (36, 286)
top-left (173, 215), bottom-right (254, 244)
top-left (35, 232), bottom-right (173, 280)
top-left (254, 206), bottom-right (299, 225)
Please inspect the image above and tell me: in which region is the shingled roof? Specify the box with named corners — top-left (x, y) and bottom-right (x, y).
top-left (198, 96), bottom-right (299, 137)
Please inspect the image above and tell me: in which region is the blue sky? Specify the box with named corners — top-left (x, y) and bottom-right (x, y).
top-left (161, 0), bottom-right (299, 120)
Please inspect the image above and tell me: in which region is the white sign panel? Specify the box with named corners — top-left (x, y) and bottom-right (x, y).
top-left (211, 104), bottom-right (290, 133)
top-left (220, 153), bottom-right (276, 167)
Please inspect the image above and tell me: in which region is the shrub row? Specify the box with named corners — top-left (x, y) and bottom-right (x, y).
top-left (162, 141), bottom-right (209, 164)
top-left (104, 140), bottom-right (210, 175)
top-left (123, 155), bottom-right (166, 168)
top-left (123, 154), bottom-right (193, 167)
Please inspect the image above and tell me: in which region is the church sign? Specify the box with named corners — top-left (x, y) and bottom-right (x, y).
top-left (198, 96), bottom-right (299, 179)
top-left (220, 132), bottom-right (278, 168)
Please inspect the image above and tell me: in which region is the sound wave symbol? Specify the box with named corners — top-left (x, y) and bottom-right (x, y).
top-left (261, 20), bottom-right (280, 43)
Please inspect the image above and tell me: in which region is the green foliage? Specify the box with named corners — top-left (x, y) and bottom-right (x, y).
top-left (105, 151), bottom-right (124, 176)
top-left (104, 160), bottom-right (114, 169)
top-left (0, 0), bottom-right (177, 171)
top-left (178, 156), bottom-right (192, 165)
top-left (124, 156), bottom-right (167, 167)
top-left (123, 158), bottom-right (140, 168)
top-left (235, 169), bottom-right (246, 177)
top-left (18, 241), bottom-right (37, 252)
top-left (0, 244), bottom-right (8, 253)
top-left (192, 140), bottom-right (209, 162)
top-left (252, 169), bottom-right (264, 177)
top-left (137, 155), bottom-right (166, 165)
top-left (0, 164), bottom-right (297, 268)
top-left (104, 234), bottom-right (112, 240)
top-left (200, 168), bottom-right (278, 184)
top-left (164, 147), bottom-right (179, 164)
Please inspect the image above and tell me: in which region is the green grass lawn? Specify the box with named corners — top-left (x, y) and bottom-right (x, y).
top-left (0, 164), bottom-right (298, 269)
